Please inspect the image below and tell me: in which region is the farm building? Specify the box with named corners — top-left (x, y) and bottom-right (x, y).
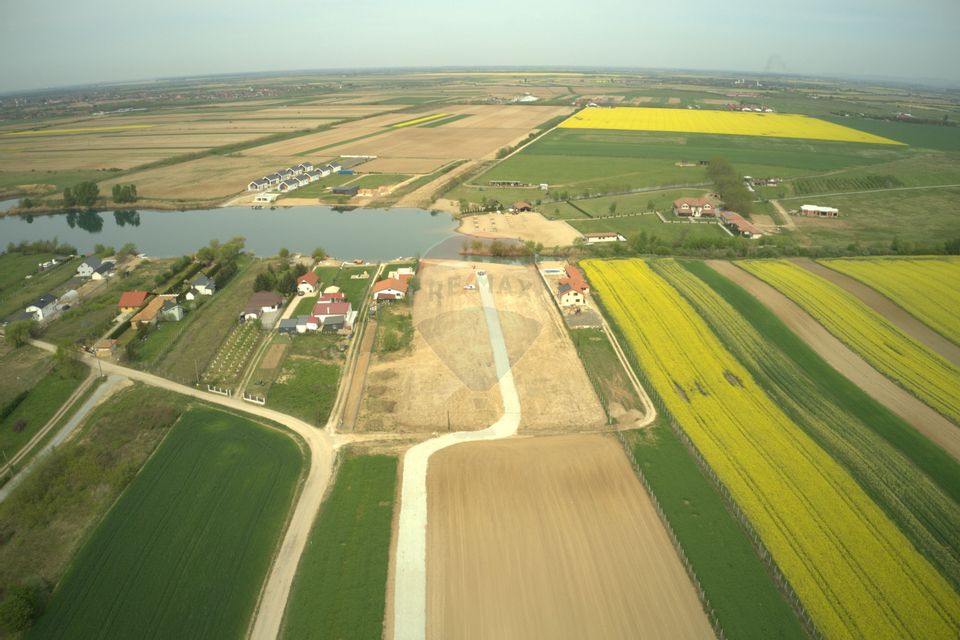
top-left (559, 264), bottom-right (589, 294)
top-left (332, 186), bottom-right (358, 197)
top-left (513, 201), bottom-right (532, 212)
top-left (673, 197), bottom-right (716, 218)
top-left (297, 271), bottom-right (319, 295)
top-left (800, 204), bottom-right (840, 218)
top-left (247, 178), bottom-right (270, 191)
top-left (720, 211), bottom-right (764, 239)
top-left (558, 283), bottom-right (586, 308)
top-left (584, 232), bottom-right (626, 244)
top-left (373, 278), bottom-right (409, 301)
top-left (118, 290), bottom-right (149, 312)
top-left (25, 293), bottom-right (58, 321)
top-left (241, 291), bottom-right (284, 321)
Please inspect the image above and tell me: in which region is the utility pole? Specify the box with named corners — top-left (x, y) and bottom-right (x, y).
top-left (97, 356), bottom-right (103, 378)
top-left (194, 358), bottom-right (200, 387)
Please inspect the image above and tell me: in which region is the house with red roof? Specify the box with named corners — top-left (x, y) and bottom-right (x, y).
top-left (297, 271), bottom-right (319, 295)
top-left (312, 300), bottom-right (356, 332)
top-left (373, 277), bottom-right (409, 301)
top-left (118, 290), bottom-right (149, 312)
top-left (673, 197), bottom-right (716, 218)
top-left (559, 264), bottom-right (589, 294)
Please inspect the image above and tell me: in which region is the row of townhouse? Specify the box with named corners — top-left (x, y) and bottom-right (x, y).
top-left (247, 161), bottom-right (343, 192)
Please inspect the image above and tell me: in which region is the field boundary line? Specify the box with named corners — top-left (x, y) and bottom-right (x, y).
top-left (778, 182), bottom-right (960, 201)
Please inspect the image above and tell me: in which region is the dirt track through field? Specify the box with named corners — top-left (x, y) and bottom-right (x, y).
top-left (426, 435), bottom-right (713, 640)
top-left (791, 258), bottom-right (960, 366)
top-left (708, 261), bottom-right (960, 459)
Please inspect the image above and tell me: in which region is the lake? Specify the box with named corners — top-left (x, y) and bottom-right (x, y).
top-left (0, 203), bottom-right (457, 260)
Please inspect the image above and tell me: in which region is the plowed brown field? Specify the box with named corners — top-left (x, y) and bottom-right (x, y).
top-left (426, 435), bottom-right (714, 640)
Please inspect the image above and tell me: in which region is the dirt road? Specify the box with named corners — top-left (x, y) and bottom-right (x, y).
top-left (769, 199), bottom-right (796, 230)
top-left (706, 262), bottom-right (960, 459)
top-left (392, 270), bottom-right (521, 640)
top-left (791, 258), bottom-right (960, 366)
top-left (426, 435), bottom-right (714, 640)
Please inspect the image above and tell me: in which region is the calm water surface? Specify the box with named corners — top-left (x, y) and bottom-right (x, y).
top-left (0, 203), bottom-right (456, 259)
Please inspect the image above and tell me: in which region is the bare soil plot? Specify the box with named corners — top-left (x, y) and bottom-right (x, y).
top-left (426, 435), bottom-right (714, 640)
top-left (357, 261), bottom-right (603, 433)
top-left (360, 157), bottom-right (450, 174)
top-left (459, 212), bottom-right (583, 247)
top-left (793, 258), bottom-right (960, 366)
top-left (709, 260), bottom-right (960, 459)
top-left (243, 127), bottom-right (383, 157)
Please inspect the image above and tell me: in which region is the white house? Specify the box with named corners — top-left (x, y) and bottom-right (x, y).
top-left (306, 170), bottom-right (322, 183)
top-left (317, 168), bottom-right (332, 178)
top-left (77, 255), bottom-right (103, 278)
top-left (800, 204), bottom-right (840, 218)
top-left (372, 278), bottom-right (408, 301)
top-left (297, 271), bottom-right (319, 295)
top-left (388, 267), bottom-right (416, 280)
top-left (266, 173), bottom-right (283, 185)
top-left (297, 175), bottom-right (310, 187)
top-left (90, 261), bottom-right (115, 281)
top-left (192, 274), bottom-right (216, 296)
top-left (247, 178), bottom-right (270, 191)
top-left (296, 162), bottom-right (314, 173)
top-left (558, 283), bottom-right (585, 307)
top-left (325, 162), bottom-right (342, 174)
top-left (160, 299), bottom-right (185, 322)
top-left (26, 293), bottom-right (58, 321)
top-left (241, 291), bottom-right (285, 321)
top-left (278, 178), bottom-right (299, 192)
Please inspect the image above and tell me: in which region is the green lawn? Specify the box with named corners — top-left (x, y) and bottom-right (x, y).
top-left (284, 173), bottom-right (357, 198)
top-left (374, 303), bottom-right (412, 353)
top-left (331, 266), bottom-right (374, 307)
top-left (0, 252), bottom-right (55, 294)
top-left (30, 406), bottom-right (303, 639)
top-left (282, 454), bottom-right (397, 640)
top-left (570, 328), bottom-right (641, 419)
top-left (292, 295), bottom-right (318, 317)
top-left (0, 364), bottom-right (85, 461)
top-left (0, 344), bottom-right (51, 405)
top-left (629, 422), bottom-right (807, 640)
top-left (267, 357), bottom-right (340, 425)
top-left (569, 213), bottom-right (727, 242)
top-left (132, 320), bottom-right (183, 364)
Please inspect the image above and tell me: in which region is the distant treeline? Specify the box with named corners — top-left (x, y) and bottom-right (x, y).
top-left (5, 239), bottom-right (76, 255)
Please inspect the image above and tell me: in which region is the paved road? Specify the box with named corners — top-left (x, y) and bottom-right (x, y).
top-left (392, 270), bottom-right (522, 640)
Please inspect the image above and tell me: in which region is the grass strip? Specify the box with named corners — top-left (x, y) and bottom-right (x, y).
top-left (281, 454), bottom-right (397, 640)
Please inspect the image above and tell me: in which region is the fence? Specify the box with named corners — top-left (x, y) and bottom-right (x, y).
top-left (242, 392), bottom-right (266, 405)
top-left (206, 385), bottom-right (232, 397)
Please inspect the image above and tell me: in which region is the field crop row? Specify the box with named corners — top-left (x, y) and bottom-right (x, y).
top-left (561, 107), bottom-right (902, 144)
top-left (739, 260), bottom-right (960, 424)
top-left (658, 259), bottom-right (960, 586)
top-left (583, 258), bottom-right (960, 639)
top-left (819, 257), bottom-right (960, 345)
top-left (791, 174), bottom-right (902, 195)
top-left (203, 321), bottom-right (264, 387)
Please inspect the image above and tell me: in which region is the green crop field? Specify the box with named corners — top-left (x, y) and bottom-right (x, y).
top-left (665, 260), bottom-right (960, 586)
top-left (352, 173), bottom-right (410, 188)
top-left (820, 117), bottom-right (960, 151)
top-left (0, 343), bottom-right (51, 405)
top-left (629, 422), bottom-right (806, 640)
top-left (282, 454), bottom-right (397, 640)
top-left (31, 407), bottom-right (303, 639)
top-left (267, 357), bottom-right (340, 425)
top-left (0, 256), bottom-right (81, 322)
top-left (569, 214), bottom-right (727, 242)
top-left (570, 327), bottom-right (643, 419)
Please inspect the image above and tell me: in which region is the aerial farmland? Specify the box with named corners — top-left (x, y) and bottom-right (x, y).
top-left (1, 54), bottom-right (960, 640)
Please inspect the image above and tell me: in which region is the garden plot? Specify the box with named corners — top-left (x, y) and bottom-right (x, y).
top-left (203, 321), bottom-right (264, 388)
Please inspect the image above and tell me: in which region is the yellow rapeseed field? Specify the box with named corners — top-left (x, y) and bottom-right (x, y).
top-left (0, 125), bottom-right (155, 137)
top-left (584, 258), bottom-right (960, 640)
top-left (820, 256), bottom-right (960, 345)
top-left (560, 107), bottom-right (901, 144)
top-left (390, 113), bottom-right (450, 128)
top-left (740, 259), bottom-right (960, 424)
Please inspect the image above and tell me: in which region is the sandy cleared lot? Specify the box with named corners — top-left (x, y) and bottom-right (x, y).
top-left (709, 260), bottom-right (960, 459)
top-left (357, 260), bottom-right (604, 433)
top-left (459, 212), bottom-right (583, 247)
top-left (426, 435), bottom-right (714, 640)
top-left (360, 157), bottom-right (451, 174)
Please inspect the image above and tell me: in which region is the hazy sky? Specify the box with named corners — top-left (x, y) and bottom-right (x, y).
top-left (2, 0), bottom-right (959, 92)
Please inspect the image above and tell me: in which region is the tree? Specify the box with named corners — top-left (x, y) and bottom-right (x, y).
top-left (54, 342), bottom-right (84, 378)
top-left (111, 183), bottom-right (137, 203)
top-left (407, 276), bottom-right (420, 293)
top-left (608, 201), bottom-right (618, 215)
top-left (196, 246), bottom-right (214, 264)
top-left (0, 586), bottom-right (39, 633)
top-left (277, 272), bottom-right (296, 295)
top-left (117, 242), bottom-right (138, 259)
top-left (311, 246), bottom-right (327, 261)
top-left (278, 247), bottom-right (290, 260)
top-left (647, 199), bottom-right (655, 212)
top-left (292, 263), bottom-right (308, 279)
top-left (4, 320), bottom-right (37, 348)
top-left (70, 181), bottom-right (100, 207)
top-left (62, 186), bottom-right (76, 207)
top-left (254, 271), bottom-right (275, 292)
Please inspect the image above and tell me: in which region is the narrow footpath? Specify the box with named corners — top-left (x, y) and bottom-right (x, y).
top-left (392, 271), bottom-right (522, 640)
